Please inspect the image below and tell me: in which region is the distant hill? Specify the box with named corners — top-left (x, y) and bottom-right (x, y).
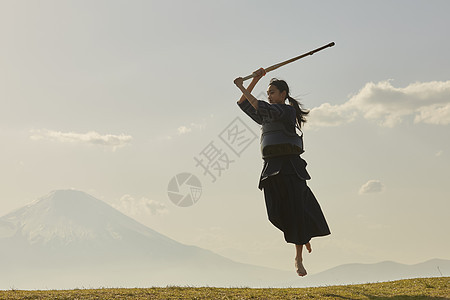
top-left (0, 189), bottom-right (294, 289)
top-left (1, 189), bottom-right (447, 290)
top-left (283, 258), bottom-right (450, 287)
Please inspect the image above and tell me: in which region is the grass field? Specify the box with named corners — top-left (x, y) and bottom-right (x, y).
top-left (0, 277), bottom-right (448, 299)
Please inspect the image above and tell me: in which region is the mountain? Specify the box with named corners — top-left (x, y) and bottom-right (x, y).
top-left (0, 190), bottom-right (295, 289)
top-left (1, 190), bottom-right (447, 290)
top-left (284, 258), bottom-right (450, 287)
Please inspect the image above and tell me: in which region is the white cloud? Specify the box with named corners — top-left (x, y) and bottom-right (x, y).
top-left (359, 179), bottom-right (385, 195)
top-left (308, 102), bottom-right (357, 127)
top-left (307, 80), bottom-right (450, 128)
top-left (30, 129), bottom-right (132, 150)
top-left (177, 126), bottom-right (192, 135)
top-left (163, 120), bottom-right (209, 140)
top-left (177, 122), bottom-right (206, 135)
top-left (113, 194), bottom-right (168, 216)
top-left (414, 103), bottom-right (450, 125)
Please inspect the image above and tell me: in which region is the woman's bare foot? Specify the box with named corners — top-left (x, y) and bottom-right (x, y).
top-left (305, 242), bottom-right (312, 253)
top-left (294, 243), bottom-right (311, 276)
top-left (295, 258), bottom-right (307, 276)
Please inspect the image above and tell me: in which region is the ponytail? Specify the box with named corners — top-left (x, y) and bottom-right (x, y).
top-left (287, 95), bottom-right (309, 129)
top-left (269, 78), bottom-right (309, 129)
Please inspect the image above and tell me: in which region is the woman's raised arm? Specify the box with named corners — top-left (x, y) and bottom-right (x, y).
top-left (235, 68), bottom-right (266, 110)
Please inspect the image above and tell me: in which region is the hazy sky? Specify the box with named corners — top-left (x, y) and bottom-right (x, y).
top-left (1, 0), bottom-right (449, 274)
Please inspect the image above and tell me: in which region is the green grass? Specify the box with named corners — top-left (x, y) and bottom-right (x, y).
top-left (1, 277), bottom-right (448, 299)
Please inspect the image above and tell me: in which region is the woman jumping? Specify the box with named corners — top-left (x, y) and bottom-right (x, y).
top-left (234, 68), bottom-right (331, 276)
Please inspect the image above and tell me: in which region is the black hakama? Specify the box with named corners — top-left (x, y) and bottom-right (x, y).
top-left (259, 155), bottom-right (330, 245)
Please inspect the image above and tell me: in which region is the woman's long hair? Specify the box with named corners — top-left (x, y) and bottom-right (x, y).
top-left (269, 78), bottom-right (309, 129)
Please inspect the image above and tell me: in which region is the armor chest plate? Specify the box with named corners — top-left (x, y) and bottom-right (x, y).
top-left (261, 122), bottom-right (304, 158)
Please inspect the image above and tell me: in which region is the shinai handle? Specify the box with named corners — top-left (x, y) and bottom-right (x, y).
top-left (242, 42), bottom-right (335, 81)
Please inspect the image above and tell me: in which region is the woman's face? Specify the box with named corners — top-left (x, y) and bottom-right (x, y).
top-left (267, 85), bottom-right (286, 104)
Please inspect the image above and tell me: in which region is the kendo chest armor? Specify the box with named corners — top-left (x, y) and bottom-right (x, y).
top-left (260, 121), bottom-right (304, 159)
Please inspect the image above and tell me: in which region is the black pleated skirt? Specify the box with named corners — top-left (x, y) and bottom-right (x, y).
top-left (260, 156), bottom-right (331, 245)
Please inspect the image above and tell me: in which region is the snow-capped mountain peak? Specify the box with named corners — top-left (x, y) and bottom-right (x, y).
top-left (0, 189), bottom-right (171, 246)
